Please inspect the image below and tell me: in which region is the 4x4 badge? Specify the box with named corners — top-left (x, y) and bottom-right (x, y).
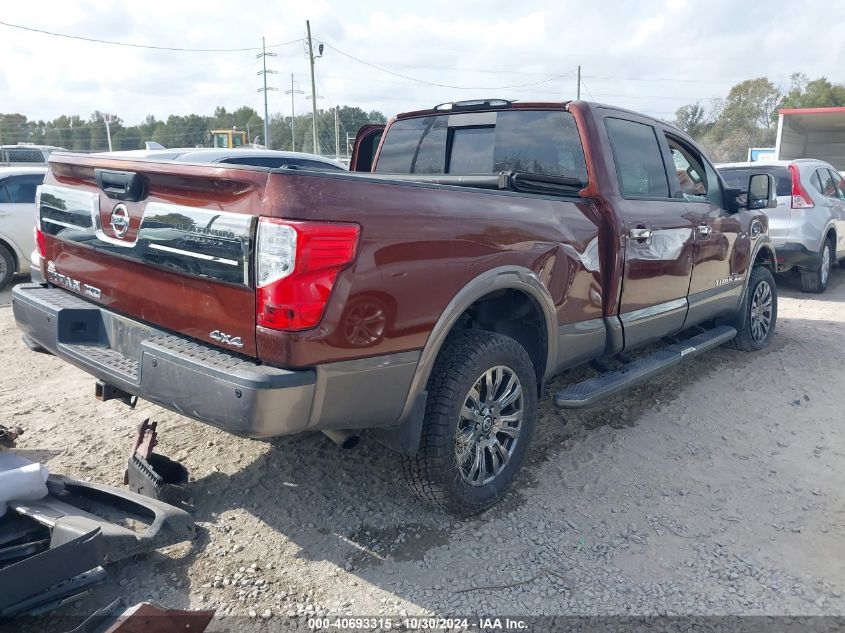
top-left (110, 203), bottom-right (130, 238)
top-left (210, 330), bottom-right (244, 348)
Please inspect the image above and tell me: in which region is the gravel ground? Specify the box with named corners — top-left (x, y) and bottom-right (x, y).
top-left (1, 270), bottom-right (844, 631)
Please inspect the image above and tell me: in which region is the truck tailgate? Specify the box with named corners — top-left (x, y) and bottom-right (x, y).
top-left (38, 154), bottom-right (267, 357)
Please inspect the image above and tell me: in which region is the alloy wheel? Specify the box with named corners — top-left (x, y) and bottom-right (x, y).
top-left (750, 280), bottom-right (773, 343)
top-left (454, 365), bottom-right (523, 486)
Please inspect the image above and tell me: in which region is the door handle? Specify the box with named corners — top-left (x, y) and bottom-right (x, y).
top-left (629, 227), bottom-right (652, 241)
top-left (697, 225), bottom-right (712, 237)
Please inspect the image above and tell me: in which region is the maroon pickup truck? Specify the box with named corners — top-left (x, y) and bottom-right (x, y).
top-left (13, 99), bottom-right (779, 515)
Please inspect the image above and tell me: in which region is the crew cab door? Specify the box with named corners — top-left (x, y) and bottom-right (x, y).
top-left (349, 124), bottom-right (385, 172)
top-left (661, 133), bottom-right (744, 324)
top-left (604, 116), bottom-right (695, 349)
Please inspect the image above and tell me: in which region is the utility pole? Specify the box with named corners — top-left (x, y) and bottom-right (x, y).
top-left (103, 114), bottom-right (113, 152)
top-left (306, 20), bottom-right (320, 154)
top-left (256, 36), bottom-right (277, 148)
top-left (576, 65), bottom-right (581, 100)
top-left (334, 107), bottom-right (340, 159)
top-left (284, 74), bottom-right (304, 152)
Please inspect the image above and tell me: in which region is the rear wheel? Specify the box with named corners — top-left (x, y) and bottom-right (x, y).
top-left (800, 238), bottom-right (833, 293)
top-left (401, 330), bottom-right (538, 516)
top-left (726, 265), bottom-right (777, 352)
top-left (0, 244), bottom-right (14, 290)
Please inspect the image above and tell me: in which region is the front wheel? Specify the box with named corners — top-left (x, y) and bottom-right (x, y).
top-left (726, 265), bottom-right (777, 352)
top-left (401, 330), bottom-right (538, 516)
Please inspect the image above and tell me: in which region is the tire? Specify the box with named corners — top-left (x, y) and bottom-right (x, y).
top-left (401, 330), bottom-right (538, 516)
top-left (726, 265), bottom-right (777, 352)
top-left (0, 243), bottom-right (14, 291)
top-left (800, 238), bottom-right (833, 293)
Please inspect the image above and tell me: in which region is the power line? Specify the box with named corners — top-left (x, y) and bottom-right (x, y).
top-left (0, 19), bottom-right (303, 52)
top-left (321, 42), bottom-right (577, 91)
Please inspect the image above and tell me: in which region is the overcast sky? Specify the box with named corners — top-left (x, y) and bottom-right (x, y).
top-left (1, 0), bottom-right (844, 127)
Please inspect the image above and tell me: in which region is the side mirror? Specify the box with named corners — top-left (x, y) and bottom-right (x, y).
top-left (747, 173), bottom-right (777, 210)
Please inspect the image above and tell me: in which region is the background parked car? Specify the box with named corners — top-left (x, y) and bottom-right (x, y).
top-left (0, 166), bottom-right (46, 289)
top-left (718, 159), bottom-right (845, 293)
top-left (0, 144), bottom-right (65, 165)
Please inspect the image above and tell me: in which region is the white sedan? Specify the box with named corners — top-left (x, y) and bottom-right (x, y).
top-left (0, 166), bottom-right (46, 289)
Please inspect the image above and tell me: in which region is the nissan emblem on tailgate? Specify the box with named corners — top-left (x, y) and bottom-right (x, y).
top-left (110, 203), bottom-right (130, 238)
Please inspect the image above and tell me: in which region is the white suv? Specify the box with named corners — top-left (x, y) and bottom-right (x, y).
top-left (718, 159), bottom-right (845, 293)
top-left (0, 166), bottom-right (47, 289)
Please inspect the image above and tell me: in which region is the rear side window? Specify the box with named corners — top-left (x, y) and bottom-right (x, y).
top-left (605, 118), bottom-right (669, 198)
top-left (816, 169), bottom-right (837, 198)
top-left (375, 110), bottom-right (588, 182)
top-left (718, 166), bottom-right (791, 197)
top-left (2, 174), bottom-right (43, 203)
top-left (830, 170), bottom-right (845, 199)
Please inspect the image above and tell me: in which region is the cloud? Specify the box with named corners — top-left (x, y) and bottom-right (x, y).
top-left (0, 0), bottom-right (842, 128)
top-left (628, 15), bottom-right (666, 46)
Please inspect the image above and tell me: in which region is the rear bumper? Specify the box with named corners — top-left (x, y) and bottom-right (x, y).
top-left (776, 242), bottom-right (820, 273)
top-left (11, 284), bottom-right (316, 438)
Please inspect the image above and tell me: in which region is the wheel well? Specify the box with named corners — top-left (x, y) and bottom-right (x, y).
top-left (753, 244), bottom-right (775, 273)
top-left (451, 289), bottom-right (547, 390)
top-left (0, 238), bottom-right (19, 271)
top-left (826, 227), bottom-right (836, 249)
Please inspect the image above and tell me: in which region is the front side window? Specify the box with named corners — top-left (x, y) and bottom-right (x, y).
top-left (605, 118), bottom-right (669, 198)
top-left (666, 137), bottom-right (723, 206)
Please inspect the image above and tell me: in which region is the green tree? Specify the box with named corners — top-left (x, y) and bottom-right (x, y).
top-left (672, 102), bottom-right (710, 138)
top-left (779, 73), bottom-right (845, 109)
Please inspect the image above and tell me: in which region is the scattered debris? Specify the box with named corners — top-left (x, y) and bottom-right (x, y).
top-left (125, 420), bottom-right (189, 506)
top-left (0, 424), bottom-right (23, 450)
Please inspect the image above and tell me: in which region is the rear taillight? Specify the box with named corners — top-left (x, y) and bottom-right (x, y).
top-left (34, 185), bottom-right (46, 258)
top-left (34, 225), bottom-right (46, 258)
top-left (789, 163), bottom-right (814, 209)
top-left (256, 218), bottom-right (360, 331)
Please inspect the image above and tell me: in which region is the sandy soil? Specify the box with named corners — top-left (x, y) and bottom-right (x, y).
top-left (1, 270), bottom-right (844, 631)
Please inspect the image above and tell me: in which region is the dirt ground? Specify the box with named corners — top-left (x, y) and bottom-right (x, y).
top-left (1, 269), bottom-right (844, 631)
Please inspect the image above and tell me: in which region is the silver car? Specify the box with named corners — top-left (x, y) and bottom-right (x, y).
top-left (0, 166), bottom-right (47, 289)
top-left (718, 159), bottom-right (845, 293)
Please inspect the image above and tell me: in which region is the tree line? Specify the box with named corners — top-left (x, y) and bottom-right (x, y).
top-left (3, 73), bottom-right (842, 161)
top-left (672, 73), bottom-right (845, 162)
top-left (0, 105), bottom-right (387, 155)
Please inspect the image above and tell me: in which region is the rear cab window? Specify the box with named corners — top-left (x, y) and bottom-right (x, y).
top-left (719, 166), bottom-right (792, 197)
top-left (374, 109), bottom-right (588, 183)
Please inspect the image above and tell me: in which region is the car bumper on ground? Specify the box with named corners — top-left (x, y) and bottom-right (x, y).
top-left (776, 242), bottom-right (821, 273)
top-left (10, 284), bottom-right (316, 438)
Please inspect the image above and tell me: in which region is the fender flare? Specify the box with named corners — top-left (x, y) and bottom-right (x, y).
top-left (740, 236), bottom-right (775, 306)
top-left (388, 266), bottom-right (558, 440)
